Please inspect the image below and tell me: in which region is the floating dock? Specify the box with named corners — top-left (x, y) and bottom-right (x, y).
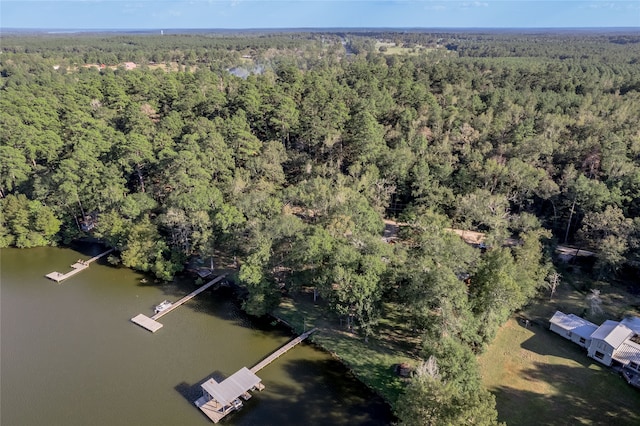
top-left (130, 313), bottom-right (163, 332)
top-left (131, 274), bottom-right (227, 332)
top-left (45, 248), bottom-right (114, 283)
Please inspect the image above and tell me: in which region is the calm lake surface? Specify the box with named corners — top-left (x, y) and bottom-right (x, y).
top-left (1, 244), bottom-right (392, 426)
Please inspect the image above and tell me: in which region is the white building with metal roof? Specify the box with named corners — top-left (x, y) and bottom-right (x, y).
top-left (549, 311), bottom-right (598, 349)
top-left (549, 312), bottom-right (640, 373)
top-left (587, 320), bottom-right (634, 366)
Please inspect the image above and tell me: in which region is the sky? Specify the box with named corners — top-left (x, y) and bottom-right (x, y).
top-left (1, 1), bottom-right (639, 30)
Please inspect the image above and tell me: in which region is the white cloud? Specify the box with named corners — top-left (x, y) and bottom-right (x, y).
top-left (587, 2), bottom-right (615, 8)
top-left (460, 1), bottom-right (488, 8)
top-left (583, 1), bottom-right (632, 10)
top-left (122, 2), bottom-right (144, 14)
top-left (422, 1), bottom-right (452, 11)
top-left (423, 0), bottom-right (488, 12)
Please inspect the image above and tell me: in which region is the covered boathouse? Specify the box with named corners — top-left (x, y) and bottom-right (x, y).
top-left (194, 367), bottom-right (264, 423)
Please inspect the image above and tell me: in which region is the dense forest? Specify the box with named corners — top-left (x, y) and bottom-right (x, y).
top-left (2, 31), bottom-right (640, 424)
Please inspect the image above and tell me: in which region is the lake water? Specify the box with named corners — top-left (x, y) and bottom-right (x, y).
top-left (0, 244), bottom-right (391, 426)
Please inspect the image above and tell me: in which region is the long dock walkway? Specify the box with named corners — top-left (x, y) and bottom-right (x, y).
top-left (45, 248), bottom-right (114, 283)
top-left (131, 274), bottom-right (227, 332)
top-left (250, 328), bottom-right (317, 373)
top-left (152, 274), bottom-right (227, 320)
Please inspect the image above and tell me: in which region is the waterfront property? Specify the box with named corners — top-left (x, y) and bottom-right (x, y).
top-left (45, 248), bottom-right (114, 283)
top-left (130, 274), bottom-right (227, 332)
top-left (4, 247), bottom-right (392, 426)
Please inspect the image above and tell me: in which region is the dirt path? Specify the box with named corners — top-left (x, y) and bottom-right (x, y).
top-left (384, 219), bottom-right (596, 257)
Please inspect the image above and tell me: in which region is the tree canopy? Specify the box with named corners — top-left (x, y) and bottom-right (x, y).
top-left (2, 30), bottom-right (640, 424)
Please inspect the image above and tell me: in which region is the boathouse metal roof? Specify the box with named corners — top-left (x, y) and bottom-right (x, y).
top-left (201, 367), bottom-right (261, 407)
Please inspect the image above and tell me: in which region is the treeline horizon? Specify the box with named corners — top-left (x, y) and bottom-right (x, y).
top-left (3, 27), bottom-right (639, 33)
top-left (1, 32), bottom-right (639, 425)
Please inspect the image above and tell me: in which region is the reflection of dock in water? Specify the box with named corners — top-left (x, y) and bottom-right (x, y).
top-left (45, 249), bottom-right (114, 283)
top-left (130, 274), bottom-right (227, 333)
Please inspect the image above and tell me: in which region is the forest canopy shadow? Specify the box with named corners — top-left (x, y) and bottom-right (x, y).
top-left (273, 357), bottom-right (393, 426)
top-left (520, 326), bottom-right (593, 367)
top-left (493, 361), bottom-right (640, 426)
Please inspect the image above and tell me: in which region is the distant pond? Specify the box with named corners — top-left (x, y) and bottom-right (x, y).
top-left (228, 65), bottom-right (265, 79)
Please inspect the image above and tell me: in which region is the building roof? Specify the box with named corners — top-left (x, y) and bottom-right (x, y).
top-left (591, 320), bottom-right (634, 349)
top-left (201, 367), bottom-right (261, 407)
top-left (549, 311), bottom-right (598, 339)
top-left (613, 339), bottom-right (640, 366)
top-left (621, 316), bottom-right (640, 334)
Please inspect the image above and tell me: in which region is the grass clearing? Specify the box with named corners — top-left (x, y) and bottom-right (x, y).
top-left (374, 41), bottom-right (438, 56)
top-left (479, 318), bottom-right (640, 425)
top-left (273, 266), bottom-right (640, 421)
top-left (274, 290), bottom-right (418, 404)
top-left (479, 269), bottom-right (640, 425)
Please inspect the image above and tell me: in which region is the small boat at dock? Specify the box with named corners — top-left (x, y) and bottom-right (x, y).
top-left (154, 300), bottom-right (173, 314)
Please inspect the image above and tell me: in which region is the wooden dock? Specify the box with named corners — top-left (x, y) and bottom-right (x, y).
top-left (131, 274), bottom-right (227, 332)
top-left (194, 397), bottom-right (228, 424)
top-left (152, 274), bottom-right (227, 320)
top-left (250, 328), bottom-right (317, 373)
top-left (130, 314), bottom-right (163, 332)
top-left (45, 248), bottom-right (114, 283)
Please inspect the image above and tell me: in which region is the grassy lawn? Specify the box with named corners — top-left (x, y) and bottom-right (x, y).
top-left (374, 41), bottom-right (438, 56)
top-left (273, 289), bottom-right (419, 404)
top-left (479, 269), bottom-right (640, 425)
